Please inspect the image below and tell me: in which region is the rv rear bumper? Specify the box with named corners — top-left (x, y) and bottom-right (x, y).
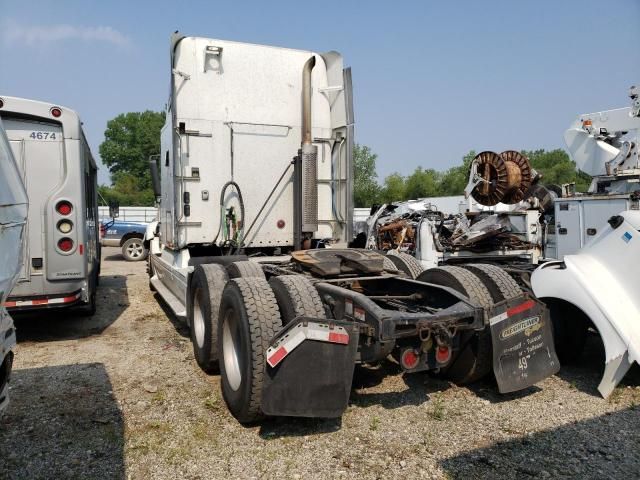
top-left (4, 289), bottom-right (83, 311)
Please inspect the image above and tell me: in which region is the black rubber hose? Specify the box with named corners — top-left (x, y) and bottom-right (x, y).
top-left (212, 181), bottom-right (245, 247)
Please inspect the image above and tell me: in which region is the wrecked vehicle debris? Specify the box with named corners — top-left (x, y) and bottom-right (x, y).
top-left (0, 117), bottom-right (28, 414)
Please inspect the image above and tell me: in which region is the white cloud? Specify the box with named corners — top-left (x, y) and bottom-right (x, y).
top-left (2, 22), bottom-right (131, 48)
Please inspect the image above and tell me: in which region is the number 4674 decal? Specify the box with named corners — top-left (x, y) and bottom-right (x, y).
top-left (29, 131), bottom-right (56, 140)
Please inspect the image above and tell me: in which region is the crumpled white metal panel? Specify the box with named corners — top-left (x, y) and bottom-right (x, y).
top-left (0, 117), bottom-right (28, 414)
top-left (532, 210), bottom-right (640, 397)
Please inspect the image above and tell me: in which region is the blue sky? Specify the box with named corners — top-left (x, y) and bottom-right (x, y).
top-left (2, 0), bottom-right (639, 185)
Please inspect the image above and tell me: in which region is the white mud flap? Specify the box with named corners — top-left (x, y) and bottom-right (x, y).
top-left (262, 318), bottom-right (359, 418)
top-left (489, 294), bottom-right (560, 393)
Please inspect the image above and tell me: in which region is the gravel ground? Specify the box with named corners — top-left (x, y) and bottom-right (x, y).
top-left (1, 247), bottom-right (639, 479)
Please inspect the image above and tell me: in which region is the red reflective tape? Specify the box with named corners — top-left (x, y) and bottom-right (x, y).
top-left (79, 244), bottom-right (84, 255)
top-left (4, 301), bottom-right (16, 308)
top-left (507, 299), bottom-right (536, 317)
top-left (32, 299), bottom-right (49, 305)
top-left (267, 346), bottom-right (288, 367)
top-left (328, 332), bottom-right (349, 345)
top-left (62, 294), bottom-right (80, 303)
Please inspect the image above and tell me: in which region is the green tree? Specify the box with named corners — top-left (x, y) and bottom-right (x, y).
top-left (404, 167), bottom-right (440, 199)
top-left (98, 172), bottom-right (156, 207)
top-left (438, 150), bottom-right (476, 196)
top-left (99, 110), bottom-right (165, 205)
top-left (522, 149), bottom-right (590, 191)
top-left (379, 173), bottom-right (406, 203)
top-left (353, 144), bottom-right (380, 207)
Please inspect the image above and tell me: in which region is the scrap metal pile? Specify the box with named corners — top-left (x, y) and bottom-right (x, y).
top-left (368, 203), bottom-right (538, 254)
top-left (367, 151), bottom-right (554, 255)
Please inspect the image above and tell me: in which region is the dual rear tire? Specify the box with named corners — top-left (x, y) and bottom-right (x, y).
top-left (417, 264), bottom-right (522, 385)
top-left (218, 274), bottom-right (324, 423)
top-left (190, 259), bottom-right (324, 423)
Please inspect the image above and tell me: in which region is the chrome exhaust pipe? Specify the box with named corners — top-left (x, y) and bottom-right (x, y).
top-left (300, 56), bottom-right (318, 234)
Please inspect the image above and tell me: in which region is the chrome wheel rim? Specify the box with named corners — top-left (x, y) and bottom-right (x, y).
top-left (193, 290), bottom-right (205, 349)
top-left (222, 308), bottom-right (242, 391)
top-left (127, 241), bottom-right (144, 258)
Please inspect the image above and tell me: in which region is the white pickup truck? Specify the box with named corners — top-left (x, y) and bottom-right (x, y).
top-left (532, 210), bottom-right (640, 397)
top-left (0, 117), bottom-right (28, 414)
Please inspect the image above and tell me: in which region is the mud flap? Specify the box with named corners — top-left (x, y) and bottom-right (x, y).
top-left (489, 294), bottom-right (560, 393)
top-left (261, 319), bottom-right (359, 418)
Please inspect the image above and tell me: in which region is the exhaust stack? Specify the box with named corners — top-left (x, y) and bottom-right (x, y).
top-left (299, 56), bottom-right (318, 238)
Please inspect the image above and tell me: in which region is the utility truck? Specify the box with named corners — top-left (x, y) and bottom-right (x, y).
top-left (147, 33), bottom-right (559, 423)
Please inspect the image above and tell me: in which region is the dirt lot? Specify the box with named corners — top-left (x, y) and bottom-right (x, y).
top-left (1, 247), bottom-right (639, 479)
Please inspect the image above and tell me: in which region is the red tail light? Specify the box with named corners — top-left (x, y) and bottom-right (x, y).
top-left (56, 201), bottom-right (72, 216)
top-left (58, 238), bottom-right (74, 252)
top-left (50, 107), bottom-right (62, 118)
top-left (400, 348), bottom-right (420, 370)
top-left (435, 345), bottom-right (452, 364)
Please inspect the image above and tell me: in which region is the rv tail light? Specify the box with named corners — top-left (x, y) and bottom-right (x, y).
top-left (58, 238), bottom-right (74, 252)
top-left (277, 219), bottom-right (285, 229)
top-left (57, 220), bottom-right (73, 234)
top-left (400, 348), bottom-right (420, 370)
top-left (50, 107), bottom-right (62, 118)
top-left (435, 345), bottom-right (452, 364)
top-left (56, 201), bottom-right (73, 215)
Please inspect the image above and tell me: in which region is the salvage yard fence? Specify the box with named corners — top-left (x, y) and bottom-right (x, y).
top-left (98, 206), bottom-right (158, 223)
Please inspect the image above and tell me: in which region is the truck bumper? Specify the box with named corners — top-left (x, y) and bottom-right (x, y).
top-left (488, 294), bottom-right (559, 393)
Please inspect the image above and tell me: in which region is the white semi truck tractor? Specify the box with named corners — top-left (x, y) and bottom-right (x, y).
top-left (147, 33), bottom-right (559, 423)
top-left (0, 117), bottom-right (28, 414)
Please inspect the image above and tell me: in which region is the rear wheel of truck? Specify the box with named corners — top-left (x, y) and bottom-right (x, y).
top-left (386, 251), bottom-right (424, 279)
top-left (461, 264), bottom-right (522, 302)
top-left (189, 264), bottom-right (228, 373)
top-left (269, 275), bottom-right (325, 325)
top-left (382, 256), bottom-right (400, 273)
top-left (226, 261), bottom-right (266, 280)
top-left (218, 277), bottom-right (281, 423)
top-left (417, 266), bottom-right (494, 384)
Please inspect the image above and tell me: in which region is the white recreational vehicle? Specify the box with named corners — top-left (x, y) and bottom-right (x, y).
top-left (0, 117), bottom-right (28, 413)
top-left (0, 97), bottom-right (100, 315)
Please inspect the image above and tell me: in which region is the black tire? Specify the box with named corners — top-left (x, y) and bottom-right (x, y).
top-left (386, 251), bottom-right (424, 279)
top-left (189, 264), bottom-right (228, 373)
top-left (76, 269), bottom-right (98, 316)
top-left (226, 261), bottom-right (265, 280)
top-left (544, 299), bottom-right (589, 364)
top-left (147, 257), bottom-right (156, 292)
top-left (417, 266), bottom-right (494, 384)
top-left (461, 264), bottom-right (522, 303)
top-left (121, 237), bottom-right (148, 262)
top-left (269, 275), bottom-right (325, 325)
top-left (218, 278), bottom-right (281, 423)
top-left (382, 256), bottom-right (400, 273)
